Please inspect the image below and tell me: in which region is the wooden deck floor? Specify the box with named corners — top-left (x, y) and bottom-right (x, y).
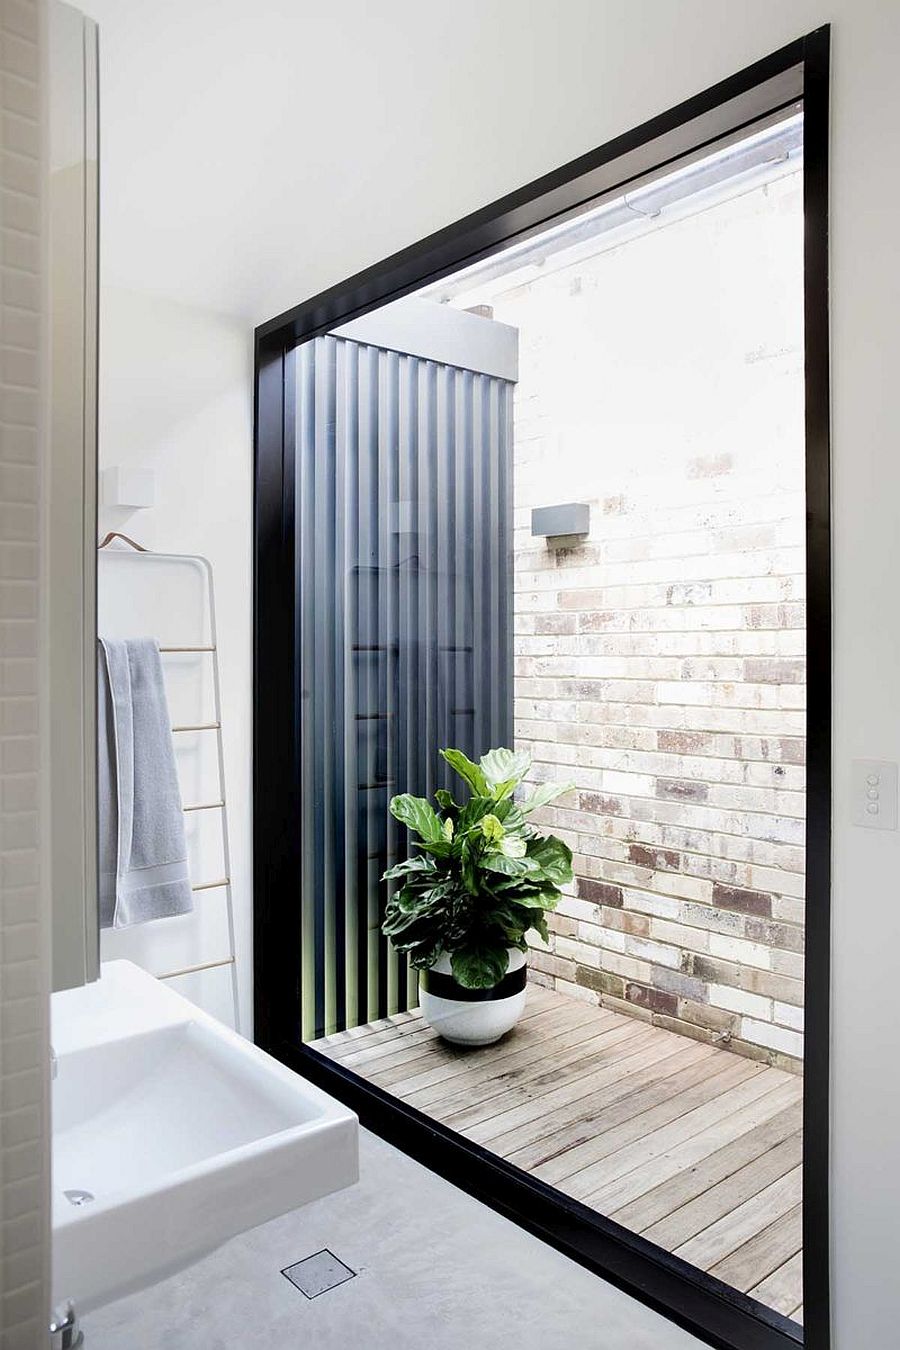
top-left (313, 984), bottom-right (803, 1324)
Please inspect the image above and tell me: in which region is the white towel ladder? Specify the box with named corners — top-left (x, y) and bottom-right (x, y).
top-left (98, 533), bottom-right (240, 1031)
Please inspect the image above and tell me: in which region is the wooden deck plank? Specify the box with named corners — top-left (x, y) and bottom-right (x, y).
top-left (373, 1000), bottom-right (610, 1094)
top-left (329, 988), bottom-right (559, 1074)
top-left (641, 1132), bottom-right (802, 1249)
top-left (561, 1069), bottom-right (791, 1202)
top-left (584, 1078), bottom-right (801, 1213)
top-left (404, 1017), bottom-right (649, 1116)
top-left (313, 1009), bottom-right (421, 1049)
top-left (609, 1101), bottom-right (803, 1233)
top-left (445, 1024), bottom-right (662, 1134)
top-left (315, 985), bottom-right (803, 1315)
top-left (311, 987), bottom-right (559, 1062)
top-left (462, 1032), bottom-right (709, 1142)
top-left (675, 1168), bottom-right (802, 1270)
top-left (361, 996), bottom-right (598, 1083)
top-left (532, 1056), bottom-right (765, 1187)
top-left (499, 1040), bottom-right (714, 1167)
top-left (708, 1202), bottom-right (803, 1292)
top-left (748, 1251), bottom-right (804, 1316)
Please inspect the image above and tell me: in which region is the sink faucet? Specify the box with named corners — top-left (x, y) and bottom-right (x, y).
top-left (49, 1300), bottom-right (83, 1349)
top-left (50, 1045), bottom-right (58, 1080)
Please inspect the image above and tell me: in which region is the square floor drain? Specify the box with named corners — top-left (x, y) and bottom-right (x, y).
top-left (281, 1249), bottom-right (356, 1299)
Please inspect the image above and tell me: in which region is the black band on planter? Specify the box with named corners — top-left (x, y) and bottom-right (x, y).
top-left (419, 963), bottom-right (528, 1003)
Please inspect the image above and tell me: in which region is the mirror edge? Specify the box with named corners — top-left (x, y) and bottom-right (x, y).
top-left (49, 1), bottom-right (99, 991)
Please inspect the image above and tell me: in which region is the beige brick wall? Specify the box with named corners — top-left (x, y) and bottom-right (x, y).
top-left (0, 0), bottom-right (51, 1342)
top-left (494, 169), bottom-right (806, 1071)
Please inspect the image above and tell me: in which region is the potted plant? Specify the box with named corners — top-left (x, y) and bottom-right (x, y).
top-left (381, 747), bottom-right (573, 1046)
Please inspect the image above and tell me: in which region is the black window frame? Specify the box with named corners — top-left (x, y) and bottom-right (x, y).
top-left (253, 27), bottom-right (831, 1350)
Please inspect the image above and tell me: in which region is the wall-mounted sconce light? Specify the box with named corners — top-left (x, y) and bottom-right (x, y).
top-left (531, 502), bottom-right (590, 538)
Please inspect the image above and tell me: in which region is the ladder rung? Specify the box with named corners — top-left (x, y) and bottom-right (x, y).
top-left (159, 956), bottom-right (235, 980)
top-left (172, 722), bottom-right (220, 733)
top-left (183, 800), bottom-right (225, 813)
top-left (191, 877), bottom-right (230, 892)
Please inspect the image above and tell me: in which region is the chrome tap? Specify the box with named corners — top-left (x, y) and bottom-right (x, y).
top-left (49, 1300), bottom-right (83, 1349)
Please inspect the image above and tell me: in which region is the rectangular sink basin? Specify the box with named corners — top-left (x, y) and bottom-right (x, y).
top-left (51, 962), bottom-right (358, 1312)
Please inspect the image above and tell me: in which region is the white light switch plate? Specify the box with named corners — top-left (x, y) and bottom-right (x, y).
top-left (851, 759), bottom-right (898, 829)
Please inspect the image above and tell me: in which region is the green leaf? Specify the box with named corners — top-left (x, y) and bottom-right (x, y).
top-left (480, 813), bottom-right (504, 843)
top-left (434, 788), bottom-right (459, 813)
top-left (381, 856), bottom-right (436, 882)
top-left (440, 748), bottom-right (487, 796)
top-left (407, 939), bottom-right (444, 970)
top-left (460, 838), bottom-right (479, 894)
top-left (480, 747), bottom-right (531, 796)
top-left (483, 895), bottom-right (540, 937)
top-left (494, 799), bottom-right (526, 831)
top-left (450, 942), bottom-right (510, 990)
top-left (393, 884), bottom-right (430, 914)
top-left (457, 795), bottom-right (493, 834)
top-left (382, 892), bottom-right (431, 936)
top-left (390, 793), bottom-right (445, 843)
top-left (532, 913), bottom-right (550, 944)
top-left (420, 839), bottom-right (453, 858)
top-left (382, 910), bottom-right (418, 938)
top-left (504, 885), bottom-right (559, 908)
top-left (520, 780), bottom-right (575, 814)
top-left (499, 834), bottom-right (527, 859)
top-left (526, 834), bottom-right (573, 886)
top-left (481, 852), bottom-right (529, 877)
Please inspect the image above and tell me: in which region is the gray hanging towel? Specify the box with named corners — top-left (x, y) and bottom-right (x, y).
top-left (97, 637), bottom-right (194, 927)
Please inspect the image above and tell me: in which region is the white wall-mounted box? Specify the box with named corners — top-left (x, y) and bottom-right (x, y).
top-left (101, 465), bottom-right (156, 509)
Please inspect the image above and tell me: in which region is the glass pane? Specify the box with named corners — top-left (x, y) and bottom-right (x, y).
top-left (301, 109), bottom-right (806, 1330)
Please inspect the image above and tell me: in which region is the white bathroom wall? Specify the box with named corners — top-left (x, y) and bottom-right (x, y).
top-left (95, 286), bottom-right (253, 1031)
top-left (0, 0), bottom-right (50, 1342)
top-left (72, 3), bottom-right (900, 1344)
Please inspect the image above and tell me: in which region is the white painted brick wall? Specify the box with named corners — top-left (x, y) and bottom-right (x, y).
top-left (0, 1), bottom-right (50, 1343)
top-left (491, 168), bottom-right (806, 1072)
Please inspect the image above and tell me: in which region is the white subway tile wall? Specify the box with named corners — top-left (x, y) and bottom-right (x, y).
top-left (1, 0), bottom-right (50, 1344)
top-left (494, 170), bottom-right (806, 1072)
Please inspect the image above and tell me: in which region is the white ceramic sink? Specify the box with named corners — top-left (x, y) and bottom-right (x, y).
top-left (51, 961), bottom-right (358, 1311)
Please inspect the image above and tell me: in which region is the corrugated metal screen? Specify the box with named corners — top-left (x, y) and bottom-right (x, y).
top-left (294, 330), bottom-right (515, 1040)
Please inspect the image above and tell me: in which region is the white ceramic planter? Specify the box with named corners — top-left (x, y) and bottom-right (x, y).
top-left (418, 948), bottom-right (528, 1046)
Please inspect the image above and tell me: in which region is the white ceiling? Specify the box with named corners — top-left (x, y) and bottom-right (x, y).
top-left (78, 0), bottom-right (811, 326)
top-left (79, 0), bottom-right (580, 322)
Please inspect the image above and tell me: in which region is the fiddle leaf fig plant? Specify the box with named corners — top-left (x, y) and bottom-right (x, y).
top-left (381, 747), bottom-right (574, 990)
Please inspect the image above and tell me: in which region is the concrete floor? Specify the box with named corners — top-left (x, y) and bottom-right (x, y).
top-left (82, 1129), bottom-right (707, 1350)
